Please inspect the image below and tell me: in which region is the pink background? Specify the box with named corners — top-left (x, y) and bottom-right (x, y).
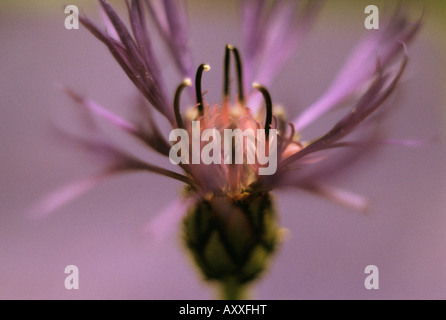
top-left (1, 0), bottom-right (446, 299)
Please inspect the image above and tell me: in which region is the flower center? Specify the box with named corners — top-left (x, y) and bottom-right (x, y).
top-left (171, 45), bottom-right (302, 194)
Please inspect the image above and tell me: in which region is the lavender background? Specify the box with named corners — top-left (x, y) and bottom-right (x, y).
top-left (1, 0), bottom-right (446, 299)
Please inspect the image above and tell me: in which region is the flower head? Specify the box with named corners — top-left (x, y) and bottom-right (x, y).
top-left (38, 0), bottom-right (421, 298)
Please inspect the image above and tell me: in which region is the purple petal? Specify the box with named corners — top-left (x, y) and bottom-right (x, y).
top-left (99, 0), bottom-right (150, 75)
top-left (242, 0), bottom-right (322, 112)
top-left (60, 89), bottom-right (192, 185)
top-left (80, 3), bottom-right (174, 124)
top-left (378, 138), bottom-right (435, 148)
top-left (64, 84), bottom-right (171, 157)
top-left (281, 55), bottom-right (408, 169)
top-left (29, 162), bottom-right (192, 219)
top-left (131, 96), bottom-right (173, 156)
top-left (293, 13), bottom-right (421, 131)
top-left (99, 2), bottom-right (120, 41)
top-left (141, 162), bottom-right (193, 186)
top-left (63, 86), bottom-right (139, 134)
top-left (163, 0), bottom-right (193, 77)
top-left (127, 0), bottom-right (163, 84)
top-left (145, 0), bottom-right (193, 78)
top-left (29, 172), bottom-right (111, 219)
top-left (143, 197), bottom-right (194, 241)
top-left (254, 1), bottom-right (320, 86)
top-left (300, 183), bottom-right (369, 212)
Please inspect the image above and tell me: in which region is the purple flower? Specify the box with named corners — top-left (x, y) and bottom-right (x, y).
top-left (34, 0), bottom-right (421, 298)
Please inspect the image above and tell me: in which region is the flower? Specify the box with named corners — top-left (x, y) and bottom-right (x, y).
top-left (36, 0), bottom-right (420, 298)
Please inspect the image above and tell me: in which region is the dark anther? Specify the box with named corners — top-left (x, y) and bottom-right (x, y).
top-left (223, 45), bottom-right (245, 103)
top-left (253, 83), bottom-right (273, 139)
top-left (231, 47), bottom-right (244, 103)
top-left (195, 64), bottom-right (210, 116)
top-left (223, 44), bottom-right (231, 98)
top-left (174, 78), bottom-right (192, 129)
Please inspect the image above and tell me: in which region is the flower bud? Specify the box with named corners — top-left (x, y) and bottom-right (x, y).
top-left (182, 192), bottom-right (280, 287)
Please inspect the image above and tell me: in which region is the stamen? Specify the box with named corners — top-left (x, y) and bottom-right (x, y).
top-left (231, 47), bottom-right (245, 103)
top-left (253, 83), bottom-right (273, 139)
top-left (223, 44), bottom-right (232, 98)
top-left (173, 78), bottom-right (192, 129)
top-left (195, 64), bottom-right (211, 116)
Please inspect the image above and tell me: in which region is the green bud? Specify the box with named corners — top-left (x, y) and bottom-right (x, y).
top-left (182, 191), bottom-right (280, 294)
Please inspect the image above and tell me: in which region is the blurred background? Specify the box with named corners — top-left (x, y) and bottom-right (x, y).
top-left (1, 0), bottom-right (445, 299)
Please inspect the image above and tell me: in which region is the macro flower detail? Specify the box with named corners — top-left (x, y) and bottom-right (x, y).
top-left (183, 192), bottom-right (279, 299)
top-left (37, 0), bottom-right (421, 299)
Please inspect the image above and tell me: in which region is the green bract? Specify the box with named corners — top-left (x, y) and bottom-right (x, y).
top-left (183, 192), bottom-right (280, 294)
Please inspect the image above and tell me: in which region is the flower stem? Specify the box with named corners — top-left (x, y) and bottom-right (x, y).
top-left (219, 279), bottom-right (248, 300)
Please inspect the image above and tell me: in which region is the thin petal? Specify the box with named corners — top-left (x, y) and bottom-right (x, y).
top-left (131, 95), bottom-right (173, 156)
top-left (163, 0), bottom-right (193, 77)
top-left (29, 172), bottom-right (111, 219)
top-left (300, 183), bottom-right (369, 212)
top-left (143, 197), bottom-right (194, 241)
top-left (60, 86), bottom-right (190, 186)
top-left (63, 86), bottom-right (138, 134)
top-left (243, 0), bottom-right (321, 112)
top-left (293, 13), bottom-right (421, 131)
top-left (377, 138), bottom-right (435, 147)
top-left (255, 0), bottom-right (321, 86)
top-left (127, 0), bottom-right (163, 81)
top-left (80, 4), bottom-right (174, 124)
top-left (29, 162), bottom-right (192, 219)
top-left (99, 2), bottom-right (120, 41)
top-left (141, 162), bottom-right (194, 186)
top-left (281, 55), bottom-right (408, 168)
top-left (145, 0), bottom-right (193, 78)
top-left (64, 86), bottom-right (171, 157)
